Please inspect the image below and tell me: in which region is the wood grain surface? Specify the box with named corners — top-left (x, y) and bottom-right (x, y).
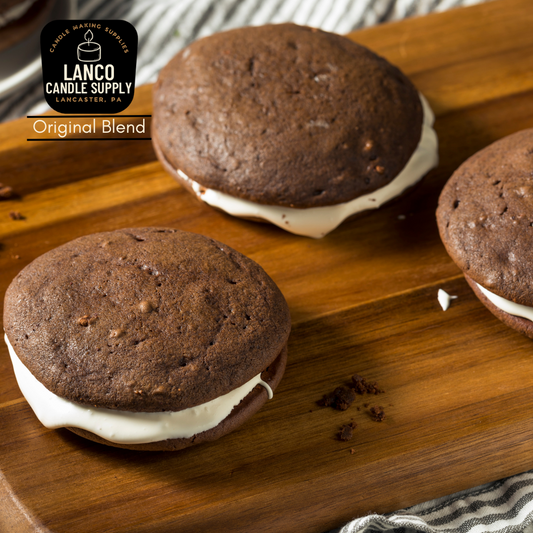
top-left (2, 0), bottom-right (533, 531)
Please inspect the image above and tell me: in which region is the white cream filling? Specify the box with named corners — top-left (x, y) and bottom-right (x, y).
top-left (6, 334), bottom-right (273, 445)
top-left (0, 0), bottom-right (35, 28)
top-left (437, 289), bottom-right (457, 311)
top-left (178, 93), bottom-right (438, 238)
top-left (476, 284), bottom-right (533, 322)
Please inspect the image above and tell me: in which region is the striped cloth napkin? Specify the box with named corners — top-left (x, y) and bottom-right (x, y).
top-left (7, 2), bottom-right (533, 533)
top-left (332, 471), bottom-right (533, 533)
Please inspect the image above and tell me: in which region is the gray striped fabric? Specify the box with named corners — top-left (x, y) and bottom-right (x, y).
top-left (333, 471), bottom-right (533, 533)
top-left (7, 2), bottom-right (533, 533)
top-left (1, 0), bottom-right (485, 121)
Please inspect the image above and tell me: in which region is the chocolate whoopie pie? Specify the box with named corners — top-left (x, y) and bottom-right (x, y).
top-left (4, 228), bottom-right (290, 451)
top-left (437, 129), bottom-right (533, 338)
top-left (0, 0), bottom-right (55, 52)
top-left (152, 23), bottom-right (438, 238)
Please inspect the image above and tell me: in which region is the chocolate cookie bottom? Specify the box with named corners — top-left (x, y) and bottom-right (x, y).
top-left (465, 274), bottom-right (533, 339)
top-left (153, 93), bottom-right (438, 238)
top-left (66, 344), bottom-right (288, 451)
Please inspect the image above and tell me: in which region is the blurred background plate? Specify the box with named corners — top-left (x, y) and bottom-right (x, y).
top-left (0, 0), bottom-right (76, 99)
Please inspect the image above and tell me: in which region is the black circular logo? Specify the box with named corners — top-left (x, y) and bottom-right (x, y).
top-left (41, 20), bottom-right (138, 114)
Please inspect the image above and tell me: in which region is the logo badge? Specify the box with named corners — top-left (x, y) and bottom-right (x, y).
top-left (41, 20), bottom-right (138, 114)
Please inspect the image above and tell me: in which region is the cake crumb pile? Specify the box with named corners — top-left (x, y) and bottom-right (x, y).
top-left (317, 372), bottom-right (386, 443)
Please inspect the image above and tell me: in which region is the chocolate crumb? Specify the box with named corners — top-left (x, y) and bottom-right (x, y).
top-left (350, 448), bottom-right (355, 455)
top-left (369, 406), bottom-right (386, 422)
top-left (11, 254), bottom-right (20, 260)
top-left (9, 211), bottom-right (24, 220)
top-left (351, 373), bottom-right (384, 395)
top-left (0, 184), bottom-right (13, 199)
top-left (337, 421), bottom-right (357, 441)
top-left (317, 391), bottom-right (335, 407)
top-left (317, 386), bottom-right (356, 411)
top-left (318, 372), bottom-right (388, 441)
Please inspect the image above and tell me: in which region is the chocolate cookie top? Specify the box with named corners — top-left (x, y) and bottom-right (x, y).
top-left (152, 23), bottom-right (423, 208)
top-left (4, 228), bottom-right (291, 412)
top-left (437, 129), bottom-right (533, 306)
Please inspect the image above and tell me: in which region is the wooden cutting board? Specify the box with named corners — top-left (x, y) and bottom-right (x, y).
top-left (2, 1), bottom-right (533, 531)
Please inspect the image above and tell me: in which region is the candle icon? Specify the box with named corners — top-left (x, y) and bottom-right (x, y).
top-left (77, 30), bottom-right (101, 62)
